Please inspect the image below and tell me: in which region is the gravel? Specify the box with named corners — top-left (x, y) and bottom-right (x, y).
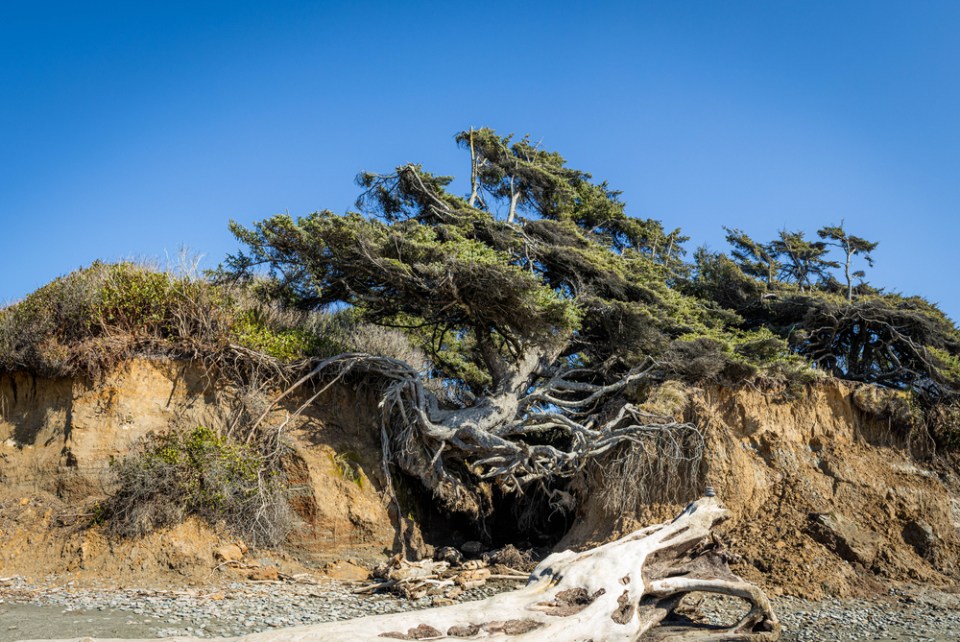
top-left (0, 577), bottom-right (521, 640)
top-left (2, 577), bottom-right (959, 641)
top-left (686, 587), bottom-right (960, 642)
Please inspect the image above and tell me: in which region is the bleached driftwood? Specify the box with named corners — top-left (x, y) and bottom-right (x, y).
top-left (27, 496), bottom-right (778, 642)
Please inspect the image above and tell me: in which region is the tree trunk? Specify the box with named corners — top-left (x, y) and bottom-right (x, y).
top-left (844, 246), bottom-right (853, 302)
top-left (468, 128), bottom-right (479, 208)
top-left (28, 497), bottom-right (779, 642)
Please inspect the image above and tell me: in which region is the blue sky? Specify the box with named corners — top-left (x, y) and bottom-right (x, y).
top-left (2, 1), bottom-right (958, 318)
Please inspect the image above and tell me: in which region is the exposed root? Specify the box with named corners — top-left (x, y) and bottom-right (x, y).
top-left (251, 352), bottom-right (706, 520)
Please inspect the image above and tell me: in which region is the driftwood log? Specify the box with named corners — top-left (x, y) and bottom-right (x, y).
top-left (29, 496), bottom-right (779, 642)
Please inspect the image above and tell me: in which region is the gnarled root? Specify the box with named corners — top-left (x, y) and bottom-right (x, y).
top-left (32, 496), bottom-right (778, 642)
top-left (246, 353), bottom-right (706, 522)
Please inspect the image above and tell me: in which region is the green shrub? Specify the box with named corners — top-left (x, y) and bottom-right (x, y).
top-left (0, 261), bottom-right (434, 378)
top-left (0, 262), bottom-right (206, 376)
top-left (99, 426), bottom-right (294, 546)
top-left (231, 308), bottom-right (320, 361)
top-left (0, 265), bottom-right (100, 374)
top-left (95, 264), bottom-right (176, 332)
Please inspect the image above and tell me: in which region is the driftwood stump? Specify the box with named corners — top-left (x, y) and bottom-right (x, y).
top-left (27, 496), bottom-right (778, 641)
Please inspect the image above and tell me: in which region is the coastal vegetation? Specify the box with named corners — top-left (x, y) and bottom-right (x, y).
top-left (2, 128), bottom-right (959, 543)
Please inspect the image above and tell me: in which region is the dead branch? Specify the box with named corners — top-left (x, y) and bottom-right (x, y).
top-left (32, 496), bottom-right (778, 641)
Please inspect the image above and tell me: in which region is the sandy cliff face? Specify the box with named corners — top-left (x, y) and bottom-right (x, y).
top-left (700, 381), bottom-right (960, 596)
top-left (567, 380), bottom-right (960, 597)
top-left (1, 361), bottom-right (957, 596)
top-left (0, 360), bottom-right (395, 584)
top-left (0, 362), bottom-right (221, 497)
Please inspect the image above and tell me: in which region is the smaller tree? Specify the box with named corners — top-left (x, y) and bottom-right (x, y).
top-left (818, 222), bottom-right (878, 301)
top-left (723, 227), bottom-right (780, 287)
top-left (771, 230), bottom-right (838, 291)
top-left (454, 128), bottom-right (573, 223)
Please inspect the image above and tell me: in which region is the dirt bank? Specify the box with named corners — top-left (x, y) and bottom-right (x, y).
top-left (1, 360), bottom-right (958, 599)
top-left (566, 379), bottom-right (960, 598)
top-left (0, 359), bottom-right (395, 587)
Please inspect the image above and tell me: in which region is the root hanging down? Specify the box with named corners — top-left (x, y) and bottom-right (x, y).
top-left (251, 352), bottom-right (706, 519)
top-left (32, 496), bottom-right (780, 641)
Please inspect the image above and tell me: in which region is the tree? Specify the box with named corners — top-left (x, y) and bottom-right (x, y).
top-left (788, 295), bottom-right (960, 392)
top-left (817, 222), bottom-right (878, 301)
top-left (770, 230), bottom-right (838, 290)
top-left (223, 135), bottom-right (791, 640)
top-left (723, 227), bottom-right (780, 286)
top-left (225, 131), bottom-right (723, 526)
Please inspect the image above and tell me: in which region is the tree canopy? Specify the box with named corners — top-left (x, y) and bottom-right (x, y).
top-left (221, 127), bottom-right (960, 526)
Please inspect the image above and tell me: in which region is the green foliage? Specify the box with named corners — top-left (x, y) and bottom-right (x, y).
top-left (220, 127), bottom-right (960, 414)
top-left (658, 327), bottom-right (794, 384)
top-left (0, 261), bottom-right (358, 376)
top-left (95, 263), bottom-right (178, 331)
top-left (770, 230), bottom-right (839, 289)
top-left (231, 308), bottom-right (320, 361)
top-left (100, 426), bottom-right (293, 545)
top-left (0, 262), bottom-right (192, 376)
top-left (225, 207), bottom-right (584, 396)
top-left (686, 249), bottom-right (764, 313)
top-left (928, 346), bottom-right (960, 384)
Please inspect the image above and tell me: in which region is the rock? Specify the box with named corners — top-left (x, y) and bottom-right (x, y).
top-left (454, 568), bottom-right (491, 590)
top-left (447, 624), bottom-right (480, 637)
top-left (486, 544), bottom-right (534, 569)
top-left (389, 559), bottom-right (449, 581)
top-left (460, 541), bottom-right (483, 556)
top-left (902, 519), bottom-right (937, 558)
top-left (247, 566), bottom-right (279, 581)
top-left (434, 546), bottom-right (463, 566)
top-left (808, 512), bottom-right (882, 566)
top-left (214, 541), bottom-right (248, 563)
top-left (322, 560), bottom-right (371, 581)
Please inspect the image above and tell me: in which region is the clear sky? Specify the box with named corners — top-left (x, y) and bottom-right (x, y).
top-left (2, 1), bottom-right (958, 318)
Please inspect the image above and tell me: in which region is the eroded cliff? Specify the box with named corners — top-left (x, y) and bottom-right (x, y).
top-left (565, 379), bottom-right (960, 597)
top-left (0, 359), bottom-right (395, 585)
top-left (1, 361), bottom-right (957, 597)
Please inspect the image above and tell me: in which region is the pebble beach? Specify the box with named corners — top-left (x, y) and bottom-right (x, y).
top-left (2, 578), bottom-right (959, 642)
